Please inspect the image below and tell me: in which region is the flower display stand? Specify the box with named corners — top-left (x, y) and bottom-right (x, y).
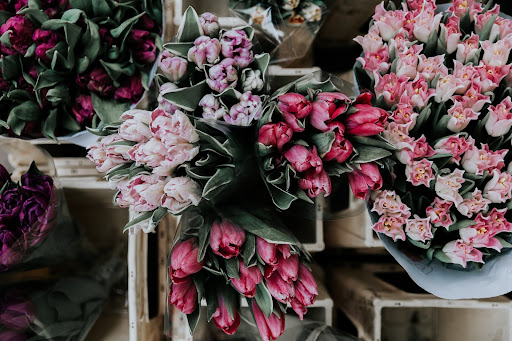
top-left (330, 264), bottom-right (512, 341)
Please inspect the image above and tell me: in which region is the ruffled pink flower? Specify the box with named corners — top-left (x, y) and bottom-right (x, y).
top-left (347, 162), bottom-right (383, 200)
top-left (435, 75), bottom-right (465, 103)
top-left (284, 145), bottom-right (322, 173)
top-left (199, 12), bottom-right (220, 36)
top-left (206, 58), bottom-right (238, 93)
top-left (397, 135), bottom-right (435, 165)
top-left (388, 30), bottom-right (413, 54)
top-left (382, 122), bottom-right (415, 150)
top-left (126, 174), bottom-right (166, 212)
top-left (435, 169), bottom-right (466, 207)
top-left (161, 177), bottom-right (202, 213)
top-left (457, 189), bottom-right (491, 218)
top-left (324, 122), bottom-right (353, 163)
top-left (158, 83), bottom-right (180, 114)
top-left (434, 134), bottom-right (473, 165)
top-left (401, 75), bottom-right (435, 110)
top-left (298, 168), bottom-right (332, 198)
top-left (371, 190), bottom-right (411, 218)
top-left (258, 122), bottom-right (293, 152)
top-left (456, 34), bottom-right (480, 64)
top-left (406, 158), bottom-right (435, 187)
top-left (442, 240), bottom-right (483, 268)
top-left (374, 72), bottom-right (408, 108)
top-left (485, 97), bottom-right (512, 137)
top-left (33, 29), bottom-right (61, 63)
top-left (150, 109), bottom-right (199, 148)
top-left (475, 62), bottom-right (510, 93)
top-left (405, 216), bottom-right (433, 242)
top-left (396, 45), bottom-right (422, 79)
top-left (87, 134), bottom-right (130, 173)
top-left (224, 92), bottom-right (262, 126)
top-left (460, 222), bottom-right (502, 252)
top-left (220, 29), bottom-right (254, 68)
top-left (461, 143), bottom-right (507, 175)
top-left (119, 110), bottom-right (152, 143)
top-left (373, 215), bottom-right (406, 241)
top-left (310, 92), bottom-right (350, 132)
top-left (426, 198), bottom-right (453, 228)
top-left (484, 170), bottom-right (512, 203)
top-left (187, 36), bottom-right (221, 69)
top-left (452, 61), bottom-right (477, 95)
top-left (372, 3), bottom-right (405, 40)
top-left (481, 38), bottom-right (512, 67)
top-left (159, 50), bottom-right (188, 83)
top-left (406, 0), bottom-right (436, 12)
top-left (210, 220), bottom-right (246, 259)
top-left (392, 102), bottom-right (419, 127)
top-left (413, 11), bottom-right (442, 43)
top-left (417, 54), bottom-right (448, 82)
top-left (480, 208), bottom-right (512, 233)
top-left (356, 46), bottom-right (390, 78)
top-left (449, 0), bottom-right (483, 20)
top-left (446, 101), bottom-right (479, 133)
top-left (453, 83), bottom-right (491, 112)
top-left (199, 94), bottom-right (227, 120)
top-left (353, 26), bottom-right (385, 53)
top-left (440, 16), bottom-right (461, 54)
top-left (278, 93), bottom-right (313, 132)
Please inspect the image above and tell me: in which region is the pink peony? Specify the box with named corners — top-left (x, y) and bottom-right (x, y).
top-left (114, 75), bottom-right (144, 104)
top-left (161, 177), bottom-right (202, 213)
top-left (33, 29), bottom-right (61, 63)
top-left (118, 110), bottom-right (152, 143)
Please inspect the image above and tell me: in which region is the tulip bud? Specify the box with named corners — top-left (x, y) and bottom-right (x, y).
top-left (278, 93), bottom-right (312, 132)
top-left (258, 123), bottom-right (293, 152)
top-left (276, 254), bottom-right (299, 282)
top-left (252, 301), bottom-right (285, 341)
top-left (277, 244), bottom-right (291, 259)
top-left (310, 92), bottom-right (350, 132)
top-left (242, 69), bottom-right (264, 92)
top-left (298, 168), bottom-right (332, 198)
top-left (256, 237), bottom-right (278, 265)
top-left (169, 278), bottom-right (198, 314)
top-left (344, 92), bottom-right (388, 136)
top-left (294, 264), bottom-right (318, 307)
top-left (230, 260), bottom-right (262, 297)
top-left (220, 29), bottom-right (254, 68)
top-left (284, 145), bottom-right (322, 173)
top-left (159, 50), bottom-right (188, 82)
top-left (290, 298), bottom-right (307, 320)
top-left (170, 239), bottom-right (204, 283)
top-left (212, 295), bottom-right (241, 335)
top-left (187, 36), bottom-right (221, 69)
top-left (347, 162), bottom-right (383, 200)
top-left (323, 121), bottom-right (353, 163)
top-left (199, 12), bottom-right (220, 37)
top-left (206, 58), bottom-right (238, 93)
top-left (266, 272), bottom-right (295, 304)
top-left (210, 220), bottom-right (245, 259)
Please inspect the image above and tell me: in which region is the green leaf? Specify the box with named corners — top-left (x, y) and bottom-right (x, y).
top-left (35, 69), bottom-right (64, 89)
top-left (227, 210), bottom-right (296, 244)
top-left (427, 153), bottom-right (453, 169)
top-left (9, 101), bottom-right (41, 121)
top-left (407, 237), bottom-right (431, 250)
top-left (310, 131), bottom-right (335, 157)
top-left (424, 29), bottom-right (438, 57)
top-left (351, 135), bottom-right (396, 150)
top-left (267, 182), bottom-right (298, 210)
top-left (163, 80), bottom-right (208, 111)
top-left (110, 12), bottom-right (145, 38)
top-left (459, 178), bottom-right (475, 196)
top-left (123, 211), bottom-right (153, 233)
top-left (177, 7), bottom-right (203, 42)
top-left (495, 236), bottom-right (512, 248)
top-left (18, 8), bottom-right (49, 25)
top-left (6, 114), bottom-right (26, 136)
top-left (151, 207), bottom-right (168, 227)
top-left (243, 233), bottom-right (256, 267)
top-left (164, 42), bottom-right (195, 58)
top-left (202, 167), bottom-right (235, 200)
top-left (433, 250), bottom-right (454, 264)
top-left (352, 145), bottom-right (392, 163)
top-left (91, 93), bottom-right (130, 124)
top-left (479, 14), bottom-right (497, 41)
top-left (42, 109), bottom-right (58, 141)
top-left (2, 55), bottom-right (19, 80)
top-left (254, 283), bottom-right (273, 318)
top-left (197, 221), bottom-right (210, 262)
top-left (206, 286), bottom-right (218, 322)
top-left (447, 219), bottom-right (477, 232)
top-left (187, 308), bottom-right (201, 334)
top-left (225, 257), bottom-right (239, 279)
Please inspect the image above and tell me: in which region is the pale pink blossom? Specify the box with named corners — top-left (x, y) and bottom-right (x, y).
top-left (480, 208), bottom-right (512, 234)
top-left (435, 169), bottom-right (465, 207)
top-left (452, 61), bottom-right (477, 95)
top-left (396, 45), bottom-right (422, 79)
top-left (406, 158), bottom-right (435, 187)
top-left (405, 0), bottom-right (436, 12)
top-left (158, 83), bottom-right (180, 114)
top-left (485, 97), bottom-right (512, 137)
top-left (452, 84), bottom-right (491, 112)
top-left (462, 144), bottom-right (507, 175)
top-left (199, 94), bottom-right (227, 120)
top-left (426, 198), bottom-right (453, 228)
top-left (152, 144), bottom-right (200, 176)
top-left (417, 54), bottom-right (448, 82)
top-left (446, 101), bottom-right (479, 133)
top-left (413, 11), bottom-right (442, 43)
top-left (474, 5), bottom-right (502, 40)
top-left (460, 222), bottom-right (502, 252)
top-left (484, 170), bottom-right (512, 203)
top-left (382, 122), bottom-right (415, 150)
top-left (449, 0), bottom-right (483, 21)
top-left (161, 177), bottom-right (202, 213)
top-left (119, 110), bottom-right (152, 143)
top-left (224, 92), bottom-right (262, 126)
top-left (87, 134), bottom-right (130, 173)
top-left (435, 75), bottom-right (465, 103)
top-left (388, 30), bottom-right (413, 55)
top-left (481, 38), bottom-right (512, 67)
top-left (401, 75), bottom-right (435, 109)
top-left (150, 109), bottom-right (199, 148)
top-left (475, 62), bottom-right (510, 93)
top-left (397, 135), bottom-right (435, 164)
top-left (434, 135), bottom-right (473, 165)
top-left (405, 215), bottom-right (433, 242)
top-left (457, 188), bottom-right (491, 218)
top-left (455, 34), bottom-right (480, 64)
top-left (372, 3), bottom-right (406, 41)
top-left (206, 58), bottom-right (238, 93)
top-left (371, 190), bottom-right (411, 218)
top-left (372, 215), bottom-right (406, 241)
top-left (442, 240), bottom-right (484, 268)
top-left (356, 47), bottom-right (390, 78)
top-left (187, 36), bottom-right (221, 69)
top-left (392, 102), bottom-right (419, 127)
top-left (353, 26), bottom-right (385, 53)
top-left (129, 138), bottom-right (167, 168)
top-left (127, 174), bottom-right (167, 212)
top-left (440, 16), bottom-right (461, 54)
top-left (374, 72), bottom-right (408, 108)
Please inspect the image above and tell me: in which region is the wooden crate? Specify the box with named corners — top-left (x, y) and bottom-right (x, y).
top-left (324, 209), bottom-right (382, 248)
top-left (330, 264), bottom-right (512, 341)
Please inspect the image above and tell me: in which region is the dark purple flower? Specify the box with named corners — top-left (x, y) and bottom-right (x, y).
top-left (87, 67), bottom-right (114, 95)
top-left (99, 26), bottom-right (116, 47)
top-left (72, 94), bottom-right (95, 126)
top-left (0, 165), bottom-right (11, 189)
top-left (39, 0), bottom-right (70, 18)
top-left (0, 289), bottom-right (35, 331)
top-left (0, 16), bottom-right (35, 55)
top-left (0, 189), bottom-right (23, 223)
top-left (136, 14), bottom-right (156, 31)
top-left (0, 225), bottom-right (20, 257)
top-left (0, 69), bottom-right (10, 93)
top-left (0, 330), bottom-right (27, 341)
top-left (33, 29), bottom-right (61, 63)
top-left (13, 0), bottom-right (28, 12)
top-left (129, 29), bottom-right (157, 64)
top-left (20, 171), bottom-right (53, 198)
top-left (114, 75), bottom-right (144, 104)
top-left (19, 193), bottom-right (49, 230)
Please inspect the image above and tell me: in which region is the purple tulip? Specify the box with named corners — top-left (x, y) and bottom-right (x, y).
top-left (199, 94), bottom-right (227, 120)
top-left (224, 92), bottom-right (262, 126)
top-left (33, 29), bottom-right (61, 63)
top-left (19, 193), bottom-right (49, 232)
top-left (0, 16), bottom-right (35, 55)
top-left (72, 94), bottom-right (95, 126)
top-left (0, 289), bottom-right (34, 331)
top-left (206, 58), bottom-right (238, 93)
top-left (98, 26), bottom-right (116, 47)
top-left (87, 67), bottom-right (114, 96)
top-left (0, 225), bottom-right (21, 257)
top-left (0, 189), bottom-right (23, 223)
top-left (220, 29), bottom-right (254, 68)
top-left (129, 29), bottom-right (157, 64)
top-left (0, 330), bottom-right (27, 341)
top-left (114, 75), bottom-right (144, 104)
top-left (200, 12), bottom-right (220, 37)
top-left (136, 14), bottom-right (156, 31)
top-left (21, 171), bottom-right (53, 198)
top-left (187, 36), bottom-right (221, 69)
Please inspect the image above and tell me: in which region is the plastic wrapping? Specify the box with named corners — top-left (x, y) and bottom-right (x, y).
top-left (0, 253), bottom-right (125, 341)
top-left (229, 0), bottom-right (332, 64)
top-left (0, 139), bottom-right (87, 271)
top-left (165, 205), bottom-right (320, 340)
top-left (354, 0), bottom-right (512, 299)
top-left (256, 70), bottom-right (393, 220)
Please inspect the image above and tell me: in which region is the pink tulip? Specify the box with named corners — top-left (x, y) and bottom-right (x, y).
top-left (277, 254), bottom-right (299, 283)
top-left (258, 123), bottom-right (293, 152)
top-left (256, 237), bottom-right (278, 265)
top-left (213, 295), bottom-right (240, 335)
top-left (344, 93), bottom-right (388, 136)
top-left (284, 145), bottom-right (322, 173)
top-left (200, 12), bottom-right (220, 36)
top-left (277, 244), bottom-right (291, 259)
top-left (266, 272), bottom-right (295, 304)
top-left (169, 278), bottom-right (198, 314)
top-left (187, 36), bottom-right (221, 69)
top-left (220, 29), bottom-right (254, 68)
top-left (298, 168), bottom-right (332, 198)
top-left (372, 215), bottom-right (406, 241)
top-left (278, 93), bottom-right (312, 132)
top-left (170, 239), bottom-right (204, 283)
top-left (230, 260), bottom-right (262, 297)
top-left (159, 50), bottom-right (188, 82)
top-left (294, 263), bottom-right (318, 309)
top-left (356, 46), bottom-right (390, 78)
top-left (290, 298), bottom-right (308, 320)
top-left (310, 92), bottom-right (350, 132)
top-left (210, 220), bottom-right (245, 259)
top-left (252, 301), bottom-right (285, 341)
top-left (206, 58), bottom-right (238, 93)
top-left (426, 198), bottom-right (453, 228)
top-left (347, 163), bottom-right (383, 200)
top-left (324, 121), bottom-right (353, 163)
top-left (442, 240), bottom-right (483, 268)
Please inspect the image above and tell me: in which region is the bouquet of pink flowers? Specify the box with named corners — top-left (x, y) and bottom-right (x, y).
top-left (166, 206), bottom-right (318, 341)
top-left (0, 0), bottom-right (162, 140)
top-left (257, 72), bottom-right (394, 211)
top-left (159, 7), bottom-right (269, 127)
top-left (355, 0), bottom-right (512, 298)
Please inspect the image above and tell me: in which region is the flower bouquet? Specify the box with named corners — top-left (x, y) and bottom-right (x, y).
top-left (355, 0), bottom-right (512, 298)
top-left (0, 0), bottom-right (162, 144)
top-left (0, 139), bottom-right (87, 271)
top-left (165, 205), bottom-right (318, 341)
top-left (257, 71), bottom-right (394, 214)
top-left (228, 0), bottom-right (331, 63)
top-left (160, 6), bottom-right (269, 127)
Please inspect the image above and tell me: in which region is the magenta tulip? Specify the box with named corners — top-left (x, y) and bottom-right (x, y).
top-left (298, 168), bottom-right (332, 198)
top-left (169, 278), bottom-right (198, 314)
top-left (347, 162), bottom-right (383, 199)
top-left (278, 93), bottom-right (312, 132)
top-left (256, 237), bottom-right (278, 265)
top-left (230, 260), bottom-right (262, 297)
top-left (284, 145), bottom-right (322, 173)
top-left (324, 121), bottom-right (353, 163)
top-left (294, 263), bottom-right (318, 307)
top-left (212, 295), bottom-right (241, 335)
top-left (344, 92), bottom-right (388, 136)
top-left (310, 92), bottom-right (350, 132)
top-left (266, 272), bottom-right (295, 304)
top-left (169, 239), bottom-right (204, 283)
top-left (210, 220), bottom-right (245, 259)
top-left (276, 254), bottom-right (299, 282)
top-left (252, 301), bottom-right (285, 341)
top-left (258, 123), bottom-right (293, 152)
